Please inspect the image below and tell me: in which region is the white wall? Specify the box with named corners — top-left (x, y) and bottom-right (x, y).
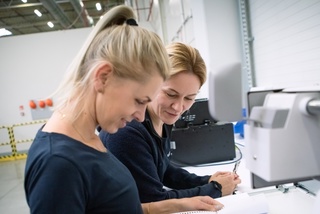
top-left (190, 0), bottom-right (243, 99)
top-left (248, 0), bottom-right (320, 88)
top-left (0, 28), bottom-right (91, 126)
top-left (143, 0), bottom-right (164, 40)
top-left (163, 0), bottom-right (195, 44)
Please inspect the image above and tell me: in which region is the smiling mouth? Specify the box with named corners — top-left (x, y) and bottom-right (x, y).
top-left (166, 111), bottom-right (179, 117)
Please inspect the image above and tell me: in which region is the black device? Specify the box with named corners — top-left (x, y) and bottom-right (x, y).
top-left (170, 99), bottom-right (236, 166)
top-left (174, 98), bottom-right (218, 128)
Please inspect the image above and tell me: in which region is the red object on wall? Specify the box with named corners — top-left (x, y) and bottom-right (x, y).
top-left (29, 100), bottom-right (37, 109)
top-left (38, 100), bottom-right (46, 108)
top-left (45, 98), bottom-right (53, 107)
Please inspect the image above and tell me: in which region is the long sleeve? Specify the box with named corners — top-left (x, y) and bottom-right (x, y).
top-left (100, 120), bottom-right (222, 203)
top-left (101, 122), bottom-right (170, 202)
top-left (163, 164), bottom-right (210, 189)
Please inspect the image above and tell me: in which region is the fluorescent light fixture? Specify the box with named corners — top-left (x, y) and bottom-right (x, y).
top-left (34, 9), bottom-right (42, 17)
top-left (47, 21), bottom-right (54, 28)
top-left (96, 3), bottom-right (102, 11)
top-left (21, 0), bottom-right (27, 3)
top-left (80, 1), bottom-right (84, 7)
top-left (0, 28), bottom-right (12, 37)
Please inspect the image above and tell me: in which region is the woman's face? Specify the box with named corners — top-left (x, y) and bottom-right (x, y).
top-left (96, 71), bottom-right (163, 134)
top-left (149, 71), bottom-right (201, 125)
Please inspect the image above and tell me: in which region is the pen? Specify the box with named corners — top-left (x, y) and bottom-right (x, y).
top-left (233, 161), bottom-right (240, 174)
top-left (232, 161), bottom-right (240, 195)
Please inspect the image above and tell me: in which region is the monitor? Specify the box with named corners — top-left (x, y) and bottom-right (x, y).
top-left (208, 62), bottom-right (243, 122)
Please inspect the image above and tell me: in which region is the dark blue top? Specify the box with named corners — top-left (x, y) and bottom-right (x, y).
top-left (99, 111), bottom-right (222, 203)
top-left (25, 128), bottom-right (142, 214)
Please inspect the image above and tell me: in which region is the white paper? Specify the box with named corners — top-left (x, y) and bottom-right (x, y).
top-left (217, 193), bottom-right (268, 214)
top-left (172, 193), bottom-right (269, 214)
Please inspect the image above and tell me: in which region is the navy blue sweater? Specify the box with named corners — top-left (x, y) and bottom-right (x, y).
top-left (99, 111), bottom-right (222, 203)
top-left (25, 129), bottom-right (142, 213)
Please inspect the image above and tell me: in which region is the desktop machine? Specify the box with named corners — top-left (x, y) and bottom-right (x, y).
top-left (208, 62), bottom-right (320, 210)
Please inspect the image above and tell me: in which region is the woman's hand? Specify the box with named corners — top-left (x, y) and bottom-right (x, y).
top-left (209, 171), bottom-right (241, 196)
top-left (143, 196), bottom-right (224, 214)
top-left (174, 196), bottom-right (224, 212)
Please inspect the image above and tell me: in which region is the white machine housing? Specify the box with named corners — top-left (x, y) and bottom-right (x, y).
top-left (245, 87), bottom-right (320, 182)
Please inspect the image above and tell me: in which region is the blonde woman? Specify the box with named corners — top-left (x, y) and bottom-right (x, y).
top-left (24, 5), bottom-right (223, 214)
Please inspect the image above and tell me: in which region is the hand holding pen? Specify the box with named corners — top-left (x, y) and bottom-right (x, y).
top-left (208, 169), bottom-right (241, 196)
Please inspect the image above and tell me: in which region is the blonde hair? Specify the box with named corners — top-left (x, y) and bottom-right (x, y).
top-left (166, 42), bottom-right (207, 86)
top-left (51, 5), bottom-right (170, 120)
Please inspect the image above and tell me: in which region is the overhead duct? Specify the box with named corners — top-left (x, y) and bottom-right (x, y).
top-left (39, 0), bottom-right (72, 29)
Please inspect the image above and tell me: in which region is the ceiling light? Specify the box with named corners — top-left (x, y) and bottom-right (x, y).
top-left (47, 22), bottom-right (54, 28)
top-left (0, 28), bottom-right (12, 37)
top-left (34, 9), bottom-right (42, 17)
top-left (21, 0), bottom-right (27, 3)
top-left (96, 3), bottom-right (102, 11)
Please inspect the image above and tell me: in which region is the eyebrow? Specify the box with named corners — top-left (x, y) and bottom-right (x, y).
top-left (166, 88), bottom-right (198, 97)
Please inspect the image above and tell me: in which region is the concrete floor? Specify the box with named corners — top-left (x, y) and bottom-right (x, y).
top-left (0, 159), bottom-right (29, 214)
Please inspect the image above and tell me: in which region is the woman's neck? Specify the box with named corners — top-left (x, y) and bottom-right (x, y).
top-left (147, 106), bottom-right (164, 137)
top-left (43, 109), bottom-right (106, 152)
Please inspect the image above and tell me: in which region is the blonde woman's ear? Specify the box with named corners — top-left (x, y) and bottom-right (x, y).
top-left (94, 63), bottom-right (113, 93)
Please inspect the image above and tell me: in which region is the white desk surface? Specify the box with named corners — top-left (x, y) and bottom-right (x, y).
top-left (182, 136), bottom-right (317, 214)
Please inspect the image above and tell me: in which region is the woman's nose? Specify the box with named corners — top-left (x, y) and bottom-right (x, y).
top-left (171, 100), bottom-right (184, 113)
top-left (133, 108), bottom-right (146, 122)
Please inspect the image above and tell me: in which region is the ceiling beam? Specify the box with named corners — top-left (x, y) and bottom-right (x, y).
top-left (39, 0), bottom-right (72, 29)
top-left (1, 21), bottom-right (60, 29)
top-left (0, 3), bottom-right (42, 10)
top-left (69, 0), bottom-right (92, 27)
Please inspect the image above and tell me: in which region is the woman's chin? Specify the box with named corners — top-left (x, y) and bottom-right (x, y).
top-left (103, 126), bottom-right (120, 134)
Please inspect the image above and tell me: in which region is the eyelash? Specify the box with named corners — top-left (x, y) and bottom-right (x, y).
top-left (136, 100), bottom-right (145, 105)
top-left (167, 93), bottom-right (176, 98)
top-left (166, 93), bottom-right (193, 101)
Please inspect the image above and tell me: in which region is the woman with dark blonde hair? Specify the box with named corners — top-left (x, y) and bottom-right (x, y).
top-left (100, 42), bottom-right (241, 203)
top-left (24, 5), bottom-right (223, 214)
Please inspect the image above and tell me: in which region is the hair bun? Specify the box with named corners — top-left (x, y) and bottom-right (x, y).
top-left (126, 19), bottom-right (138, 26)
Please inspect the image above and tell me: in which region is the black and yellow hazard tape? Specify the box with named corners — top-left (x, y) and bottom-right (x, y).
top-left (12, 119), bottom-right (47, 127)
top-left (0, 155), bottom-right (15, 162)
top-left (0, 120), bottom-right (47, 162)
top-left (0, 142), bottom-right (10, 146)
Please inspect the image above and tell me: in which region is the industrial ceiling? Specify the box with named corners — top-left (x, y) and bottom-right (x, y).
top-left (0, 0), bottom-right (127, 37)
